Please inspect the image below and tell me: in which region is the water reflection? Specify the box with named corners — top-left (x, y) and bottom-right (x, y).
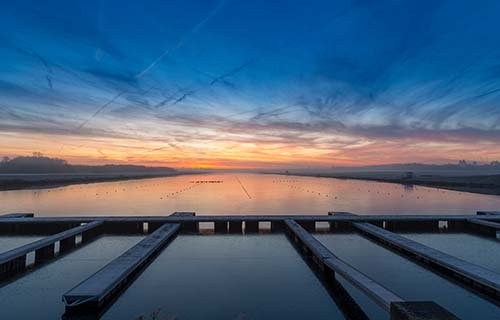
top-left (315, 233), bottom-right (500, 320)
top-left (102, 235), bottom-right (344, 320)
top-left (0, 173), bottom-right (499, 216)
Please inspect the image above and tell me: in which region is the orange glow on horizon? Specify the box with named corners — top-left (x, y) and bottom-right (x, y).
top-left (1, 130), bottom-right (500, 169)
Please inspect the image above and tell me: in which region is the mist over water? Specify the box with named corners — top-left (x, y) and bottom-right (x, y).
top-left (1, 173), bottom-right (499, 216)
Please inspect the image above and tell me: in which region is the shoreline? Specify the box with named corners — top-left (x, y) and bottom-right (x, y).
top-left (268, 172), bottom-right (500, 196)
top-left (0, 171), bottom-right (201, 191)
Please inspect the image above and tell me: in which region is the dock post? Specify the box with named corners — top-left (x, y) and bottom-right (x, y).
top-left (35, 244), bottom-right (55, 264)
top-left (171, 212), bottom-right (198, 233)
top-left (245, 221), bottom-right (259, 233)
top-left (270, 221), bottom-right (284, 232)
top-left (60, 235), bottom-right (76, 253)
top-left (104, 221), bottom-right (142, 234)
top-left (228, 221), bottom-right (242, 234)
top-left (390, 301), bottom-right (460, 320)
top-left (0, 256), bottom-right (26, 279)
top-left (328, 212), bottom-right (356, 231)
top-left (148, 222), bottom-right (164, 233)
top-left (386, 221), bottom-right (438, 232)
top-left (447, 220), bottom-right (466, 232)
top-left (298, 220), bottom-right (315, 232)
top-left (214, 221), bottom-right (228, 233)
top-left (82, 226), bottom-right (102, 243)
top-left (181, 221), bottom-right (199, 233)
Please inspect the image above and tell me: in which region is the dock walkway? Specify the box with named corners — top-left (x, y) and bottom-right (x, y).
top-left (63, 223), bottom-right (180, 313)
top-left (353, 222), bottom-right (500, 300)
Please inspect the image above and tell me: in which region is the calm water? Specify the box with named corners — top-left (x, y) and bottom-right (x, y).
top-left (402, 233), bottom-right (500, 273)
top-left (315, 233), bottom-right (500, 320)
top-left (102, 234), bottom-right (344, 320)
top-left (1, 173), bottom-right (499, 216)
top-left (0, 236), bottom-right (143, 319)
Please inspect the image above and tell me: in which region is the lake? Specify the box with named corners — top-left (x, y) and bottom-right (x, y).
top-left (1, 173), bottom-right (499, 216)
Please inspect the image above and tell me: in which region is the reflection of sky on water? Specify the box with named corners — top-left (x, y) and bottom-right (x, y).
top-left (1, 173), bottom-right (499, 216)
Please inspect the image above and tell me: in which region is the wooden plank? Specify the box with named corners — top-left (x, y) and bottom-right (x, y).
top-left (468, 219), bottom-right (500, 230)
top-left (467, 219), bottom-right (500, 237)
top-left (63, 223), bottom-right (180, 313)
top-left (285, 220), bottom-right (403, 311)
top-left (0, 214), bottom-right (495, 224)
top-left (477, 211), bottom-right (500, 216)
top-left (0, 221), bottom-right (103, 280)
top-left (0, 221), bottom-right (103, 265)
top-left (353, 222), bottom-right (500, 300)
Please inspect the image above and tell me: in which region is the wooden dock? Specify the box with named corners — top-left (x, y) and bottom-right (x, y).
top-left (285, 219), bottom-right (404, 311)
top-left (63, 223), bottom-right (180, 314)
top-left (353, 222), bottom-right (500, 300)
top-left (0, 210), bottom-right (498, 319)
top-left (0, 221), bottom-right (103, 280)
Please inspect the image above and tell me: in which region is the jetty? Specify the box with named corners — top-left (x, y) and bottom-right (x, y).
top-left (1, 210), bottom-right (499, 319)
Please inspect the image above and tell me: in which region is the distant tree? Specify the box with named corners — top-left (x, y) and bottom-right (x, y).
top-left (1, 156), bottom-right (9, 163)
top-left (32, 152), bottom-right (44, 158)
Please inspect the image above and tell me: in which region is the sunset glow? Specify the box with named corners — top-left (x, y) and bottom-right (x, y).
top-left (1, 0), bottom-right (500, 168)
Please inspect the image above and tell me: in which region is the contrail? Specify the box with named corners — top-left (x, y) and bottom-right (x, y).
top-left (77, 91), bottom-right (126, 130)
top-left (135, 0), bottom-right (228, 79)
top-left (75, 1), bottom-right (228, 130)
top-left (46, 76), bottom-right (53, 90)
top-left (171, 91), bottom-right (194, 105)
top-left (210, 58), bottom-right (256, 86)
top-left (188, 1), bottom-right (362, 96)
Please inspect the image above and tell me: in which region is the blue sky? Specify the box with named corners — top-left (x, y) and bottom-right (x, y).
top-left (1, 0), bottom-right (500, 167)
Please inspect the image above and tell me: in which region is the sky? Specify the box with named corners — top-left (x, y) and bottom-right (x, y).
top-left (1, 0), bottom-right (500, 169)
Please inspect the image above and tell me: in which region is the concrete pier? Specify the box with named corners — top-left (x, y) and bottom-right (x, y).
top-left (354, 222), bottom-right (500, 300)
top-left (0, 221), bottom-right (103, 280)
top-left (63, 223), bottom-right (180, 314)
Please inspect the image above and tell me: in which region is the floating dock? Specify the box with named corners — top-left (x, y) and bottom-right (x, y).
top-left (63, 223), bottom-right (180, 314)
top-left (0, 210), bottom-right (499, 319)
top-left (353, 222), bottom-right (500, 300)
top-left (0, 221), bottom-right (103, 280)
